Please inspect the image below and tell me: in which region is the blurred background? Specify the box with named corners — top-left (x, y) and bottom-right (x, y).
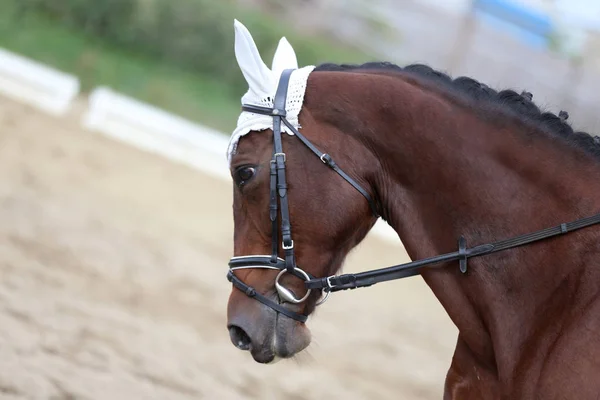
top-left (0, 0), bottom-right (599, 399)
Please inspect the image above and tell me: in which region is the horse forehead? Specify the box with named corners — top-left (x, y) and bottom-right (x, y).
top-left (237, 130), bottom-right (273, 152)
top-left (228, 130), bottom-right (275, 166)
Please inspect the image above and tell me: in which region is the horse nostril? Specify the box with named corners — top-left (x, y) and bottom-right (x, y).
top-left (229, 325), bottom-right (252, 350)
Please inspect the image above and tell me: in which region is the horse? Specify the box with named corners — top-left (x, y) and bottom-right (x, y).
top-left (225, 20), bottom-right (600, 399)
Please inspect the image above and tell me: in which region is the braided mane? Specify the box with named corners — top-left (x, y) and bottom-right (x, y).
top-left (315, 62), bottom-right (600, 159)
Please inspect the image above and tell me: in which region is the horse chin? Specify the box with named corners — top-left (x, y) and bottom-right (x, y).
top-left (272, 313), bottom-right (312, 360)
top-left (247, 321), bottom-right (310, 364)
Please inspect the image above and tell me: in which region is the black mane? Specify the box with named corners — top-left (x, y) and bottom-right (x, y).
top-left (315, 62), bottom-right (600, 160)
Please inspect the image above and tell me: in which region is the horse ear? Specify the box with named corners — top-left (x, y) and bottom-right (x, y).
top-left (233, 19), bottom-right (274, 97)
top-left (271, 37), bottom-right (298, 78)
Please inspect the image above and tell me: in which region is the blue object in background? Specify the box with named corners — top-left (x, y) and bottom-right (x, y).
top-left (472, 0), bottom-right (555, 48)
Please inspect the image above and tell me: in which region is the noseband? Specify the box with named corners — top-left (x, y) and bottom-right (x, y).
top-left (228, 69), bottom-right (600, 324)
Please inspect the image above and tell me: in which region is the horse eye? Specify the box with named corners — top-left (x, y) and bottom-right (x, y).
top-left (234, 166), bottom-right (256, 186)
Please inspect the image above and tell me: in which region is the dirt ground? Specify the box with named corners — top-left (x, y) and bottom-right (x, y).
top-left (0, 95), bottom-right (458, 400)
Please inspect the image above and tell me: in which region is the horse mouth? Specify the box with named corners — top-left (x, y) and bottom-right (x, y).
top-left (240, 333), bottom-right (309, 364)
top-left (249, 346), bottom-right (279, 364)
top-left (228, 311), bottom-right (312, 363)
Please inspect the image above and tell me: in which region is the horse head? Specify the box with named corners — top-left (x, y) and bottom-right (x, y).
top-left (225, 20), bottom-right (379, 363)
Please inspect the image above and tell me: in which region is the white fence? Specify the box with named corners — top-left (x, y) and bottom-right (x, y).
top-left (83, 87), bottom-right (231, 182)
top-left (0, 48), bottom-right (79, 116)
top-left (0, 47), bottom-right (400, 244)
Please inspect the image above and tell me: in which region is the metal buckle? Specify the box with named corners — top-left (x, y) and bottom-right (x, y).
top-left (320, 153), bottom-right (329, 164)
top-left (273, 153), bottom-right (286, 162)
top-left (326, 276), bottom-right (335, 289)
top-left (275, 267), bottom-right (311, 304)
top-left (282, 240), bottom-right (294, 250)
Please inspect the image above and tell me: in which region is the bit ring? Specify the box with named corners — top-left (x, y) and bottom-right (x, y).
top-left (275, 268), bottom-right (311, 304)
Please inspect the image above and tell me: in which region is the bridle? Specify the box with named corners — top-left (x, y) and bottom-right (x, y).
top-left (227, 68), bottom-right (378, 323)
top-left (228, 68), bottom-right (600, 323)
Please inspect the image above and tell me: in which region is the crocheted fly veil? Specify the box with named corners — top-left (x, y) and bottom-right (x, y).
top-left (227, 20), bottom-right (315, 164)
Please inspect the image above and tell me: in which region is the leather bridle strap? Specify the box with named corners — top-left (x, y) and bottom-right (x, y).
top-left (269, 159), bottom-right (278, 262)
top-left (280, 118), bottom-right (379, 216)
top-left (306, 212), bottom-right (600, 292)
top-left (242, 95), bottom-right (379, 217)
top-left (227, 270), bottom-right (308, 322)
top-left (227, 70), bottom-right (310, 323)
top-left (271, 69), bottom-right (295, 273)
top-left (228, 255), bottom-right (314, 323)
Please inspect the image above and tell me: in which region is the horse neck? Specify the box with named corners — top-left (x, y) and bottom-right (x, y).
top-left (330, 72), bottom-right (600, 379)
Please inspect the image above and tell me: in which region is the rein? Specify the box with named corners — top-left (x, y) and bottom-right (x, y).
top-left (306, 214), bottom-right (600, 292)
top-left (228, 68), bottom-right (600, 323)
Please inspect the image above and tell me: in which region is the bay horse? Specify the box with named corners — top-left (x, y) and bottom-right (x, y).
top-left (225, 20), bottom-right (600, 399)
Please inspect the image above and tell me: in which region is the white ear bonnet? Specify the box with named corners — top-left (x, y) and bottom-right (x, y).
top-left (227, 20), bottom-right (315, 164)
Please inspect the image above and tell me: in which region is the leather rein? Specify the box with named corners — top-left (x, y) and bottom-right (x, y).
top-left (228, 68), bottom-right (600, 323)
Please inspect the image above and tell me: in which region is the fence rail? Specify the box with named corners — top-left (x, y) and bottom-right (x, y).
top-left (0, 48), bottom-right (80, 115)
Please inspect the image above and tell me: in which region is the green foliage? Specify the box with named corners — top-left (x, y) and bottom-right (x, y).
top-left (0, 0), bottom-right (374, 131)
top-left (7, 0), bottom-right (371, 96)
